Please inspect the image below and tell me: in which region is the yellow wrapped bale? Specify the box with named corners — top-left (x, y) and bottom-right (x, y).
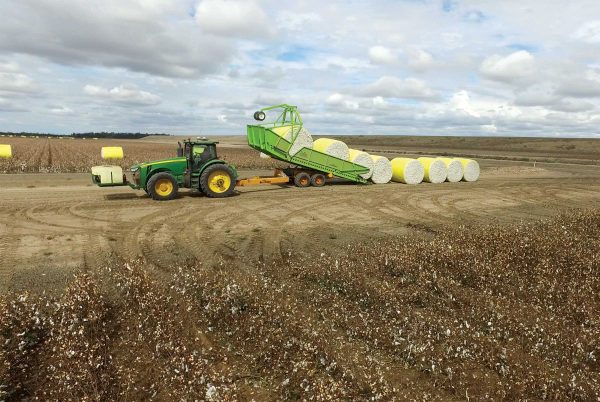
top-left (271, 125), bottom-right (313, 156)
top-left (313, 138), bottom-right (349, 160)
top-left (0, 144), bottom-right (12, 158)
top-left (455, 158), bottom-right (480, 182)
top-left (101, 146), bottom-right (124, 160)
top-left (348, 149), bottom-right (373, 179)
top-left (391, 158), bottom-right (424, 184)
top-left (437, 157), bottom-right (463, 182)
top-left (418, 157), bottom-right (447, 183)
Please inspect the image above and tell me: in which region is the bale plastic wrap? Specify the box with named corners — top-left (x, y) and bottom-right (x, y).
top-left (391, 157), bottom-right (424, 184)
top-left (418, 157), bottom-right (447, 183)
top-left (348, 149), bottom-right (374, 179)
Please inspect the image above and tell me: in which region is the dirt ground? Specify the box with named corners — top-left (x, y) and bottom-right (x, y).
top-left (1, 155), bottom-right (598, 296)
top-left (1, 137), bottom-right (600, 400)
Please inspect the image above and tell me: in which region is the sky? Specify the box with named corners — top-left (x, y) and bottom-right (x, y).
top-left (1, 0), bottom-right (600, 137)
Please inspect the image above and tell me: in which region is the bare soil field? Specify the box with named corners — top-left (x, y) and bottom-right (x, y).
top-left (1, 136), bottom-right (599, 400)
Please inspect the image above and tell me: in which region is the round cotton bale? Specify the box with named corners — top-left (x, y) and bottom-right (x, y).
top-left (437, 157), bottom-right (463, 182)
top-left (456, 158), bottom-right (480, 182)
top-left (418, 157), bottom-right (447, 183)
top-left (288, 127), bottom-right (313, 156)
top-left (370, 155), bottom-right (393, 184)
top-left (348, 149), bottom-right (374, 179)
top-left (313, 138), bottom-right (349, 160)
top-left (391, 158), bottom-right (424, 184)
top-left (271, 125), bottom-right (313, 156)
top-left (0, 144), bottom-right (12, 158)
top-left (101, 146), bottom-right (124, 160)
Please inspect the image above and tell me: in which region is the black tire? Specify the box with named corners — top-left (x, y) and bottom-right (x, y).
top-left (294, 172), bottom-right (311, 188)
top-left (254, 111), bottom-right (266, 121)
top-left (147, 172), bottom-right (178, 201)
top-left (200, 164), bottom-right (236, 198)
top-left (310, 173), bottom-right (326, 187)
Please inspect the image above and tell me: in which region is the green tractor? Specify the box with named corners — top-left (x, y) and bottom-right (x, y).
top-left (91, 138), bottom-right (237, 200)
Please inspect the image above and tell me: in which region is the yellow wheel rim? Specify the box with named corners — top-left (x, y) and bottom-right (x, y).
top-left (208, 171), bottom-right (231, 193)
top-left (155, 178), bottom-right (174, 197)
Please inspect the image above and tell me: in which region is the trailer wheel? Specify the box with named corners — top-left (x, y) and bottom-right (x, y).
top-left (294, 172), bottom-right (311, 188)
top-left (310, 173), bottom-right (326, 187)
top-left (147, 172), bottom-right (178, 201)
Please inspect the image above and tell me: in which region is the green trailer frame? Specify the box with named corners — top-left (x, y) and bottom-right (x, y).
top-left (247, 104), bottom-right (369, 183)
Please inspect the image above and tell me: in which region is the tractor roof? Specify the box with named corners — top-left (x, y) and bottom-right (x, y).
top-left (185, 138), bottom-right (218, 145)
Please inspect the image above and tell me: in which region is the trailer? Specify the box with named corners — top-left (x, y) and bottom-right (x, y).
top-left (246, 104), bottom-right (369, 187)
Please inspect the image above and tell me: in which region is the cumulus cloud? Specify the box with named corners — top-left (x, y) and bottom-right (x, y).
top-left (368, 46), bottom-right (396, 64)
top-left (480, 51), bottom-right (535, 82)
top-left (326, 93), bottom-right (359, 110)
top-left (195, 0), bottom-right (271, 38)
top-left (83, 84), bottom-right (161, 106)
top-left (363, 76), bottom-right (437, 100)
top-left (406, 47), bottom-right (433, 71)
top-left (0, 0), bottom-right (234, 78)
top-left (0, 61), bottom-right (38, 93)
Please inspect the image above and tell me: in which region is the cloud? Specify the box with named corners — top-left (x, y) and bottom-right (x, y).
top-left (0, 61), bottom-right (38, 93)
top-left (368, 46), bottom-right (396, 64)
top-left (572, 20), bottom-right (600, 44)
top-left (363, 76), bottom-right (437, 100)
top-left (195, 0), bottom-right (271, 38)
top-left (406, 47), bottom-right (433, 71)
top-left (480, 51), bottom-right (535, 82)
top-left (0, 97), bottom-right (27, 112)
top-left (49, 105), bottom-right (74, 115)
top-left (326, 93), bottom-right (359, 110)
top-left (0, 0), bottom-right (234, 78)
top-left (556, 77), bottom-right (600, 98)
top-left (83, 84), bottom-right (161, 106)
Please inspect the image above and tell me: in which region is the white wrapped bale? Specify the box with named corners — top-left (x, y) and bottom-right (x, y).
top-left (348, 149), bottom-right (374, 179)
top-left (417, 157), bottom-right (447, 183)
top-left (313, 138), bottom-right (349, 160)
top-left (370, 155), bottom-right (392, 184)
top-left (437, 157), bottom-right (463, 182)
top-left (391, 158), bottom-right (424, 184)
top-left (456, 158), bottom-right (480, 182)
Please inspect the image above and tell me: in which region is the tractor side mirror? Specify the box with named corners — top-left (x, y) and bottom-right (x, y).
top-left (176, 142), bottom-right (183, 157)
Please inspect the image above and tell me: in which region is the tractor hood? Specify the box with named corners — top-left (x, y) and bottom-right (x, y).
top-left (130, 157), bottom-right (187, 171)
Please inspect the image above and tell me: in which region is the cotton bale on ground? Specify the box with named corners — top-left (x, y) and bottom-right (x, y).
top-left (391, 158), bottom-right (424, 184)
top-left (418, 157), bottom-right (447, 183)
top-left (370, 155), bottom-right (393, 184)
top-left (437, 157), bottom-right (463, 182)
top-left (456, 158), bottom-right (480, 182)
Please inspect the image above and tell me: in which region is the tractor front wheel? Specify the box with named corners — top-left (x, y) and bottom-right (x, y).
top-left (200, 164), bottom-right (236, 198)
top-left (147, 172), bottom-right (178, 201)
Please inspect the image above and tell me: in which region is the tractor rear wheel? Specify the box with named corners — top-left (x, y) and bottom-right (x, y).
top-left (147, 172), bottom-right (178, 201)
top-left (200, 164), bottom-right (236, 198)
top-left (294, 172), bottom-right (311, 188)
top-left (310, 173), bottom-right (326, 187)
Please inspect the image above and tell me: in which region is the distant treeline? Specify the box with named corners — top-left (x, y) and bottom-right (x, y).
top-left (0, 132), bottom-right (171, 139)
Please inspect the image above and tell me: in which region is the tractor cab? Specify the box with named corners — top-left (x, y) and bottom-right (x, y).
top-left (179, 137), bottom-right (219, 170)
